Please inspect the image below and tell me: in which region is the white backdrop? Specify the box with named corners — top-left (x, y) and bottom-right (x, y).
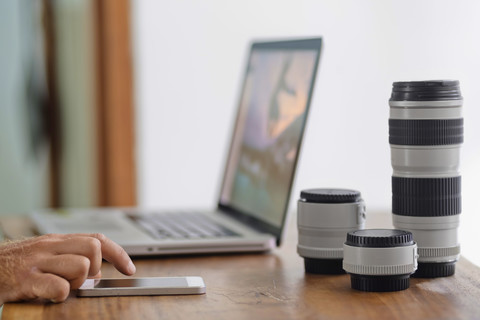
top-left (132, 0), bottom-right (480, 265)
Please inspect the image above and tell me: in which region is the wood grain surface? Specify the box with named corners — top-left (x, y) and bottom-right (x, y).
top-left (2, 211), bottom-right (480, 320)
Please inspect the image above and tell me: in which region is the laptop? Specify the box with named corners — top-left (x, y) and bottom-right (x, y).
top-left (31, 37), bottom-right (323, 256)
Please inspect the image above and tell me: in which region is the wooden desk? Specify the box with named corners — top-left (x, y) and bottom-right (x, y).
top-left (2, 211), bottom-right (480, 320)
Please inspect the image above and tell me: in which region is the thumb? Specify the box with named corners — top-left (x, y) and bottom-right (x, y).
top-left (28, 271), bottom-right (71, 303)
top-left (90, 270), bottom-right (102, 279)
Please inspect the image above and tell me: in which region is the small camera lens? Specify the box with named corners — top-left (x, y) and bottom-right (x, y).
top-left (297, 188), bottom-right (366, 274)
top-left (343, 229), bottom-right (418, 292)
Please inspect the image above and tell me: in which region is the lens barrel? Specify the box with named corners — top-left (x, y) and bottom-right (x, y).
top-left (297, 188), bottom-right (366, 274)
top-left (389, 80), bottom-right (463, 278)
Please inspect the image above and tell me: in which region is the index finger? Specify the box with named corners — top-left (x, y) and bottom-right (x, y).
top-left (72, 233), bottom-right (136, 276)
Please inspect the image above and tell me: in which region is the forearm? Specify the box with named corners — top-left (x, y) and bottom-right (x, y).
top-left (0, 240), bottom-right (30, 304)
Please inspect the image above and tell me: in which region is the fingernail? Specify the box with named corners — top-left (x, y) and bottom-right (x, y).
top-left (128, 260), bottom-right (136, 274)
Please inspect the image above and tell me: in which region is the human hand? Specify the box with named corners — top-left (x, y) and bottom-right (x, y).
top-left (0, 233), bottom-right (136, 304)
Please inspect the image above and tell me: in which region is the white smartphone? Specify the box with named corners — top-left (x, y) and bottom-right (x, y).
top-left (76, 277), bottom-right (206, 297)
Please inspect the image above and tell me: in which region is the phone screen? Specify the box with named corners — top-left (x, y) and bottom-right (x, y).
top-left (92, 278), bottom-right (189, 288)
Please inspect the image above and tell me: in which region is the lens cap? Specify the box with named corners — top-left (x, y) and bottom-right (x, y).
top-left (346, 229), bottom-right (414, 248)
top-left (300, 188), bottom-right (362, 204)
top-left (390, 80), bottom-right (462, 101)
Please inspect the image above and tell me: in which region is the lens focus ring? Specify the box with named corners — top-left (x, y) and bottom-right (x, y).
top-left (389, 119), bottom-right (463, 146)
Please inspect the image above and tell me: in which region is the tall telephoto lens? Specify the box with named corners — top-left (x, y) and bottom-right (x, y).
top-left (389, 80), bottom-right (463, 278)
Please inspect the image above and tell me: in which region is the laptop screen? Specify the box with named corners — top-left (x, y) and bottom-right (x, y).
top-left (218, 38), bottom-right (322, 243)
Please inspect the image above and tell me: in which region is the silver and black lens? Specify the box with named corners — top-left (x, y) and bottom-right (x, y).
top-left (297, 188), bottom-right (366, 274)
top-left (343, 229), bottom-right (418, 292)
top-left (389, 80), bottom-right (463, 278)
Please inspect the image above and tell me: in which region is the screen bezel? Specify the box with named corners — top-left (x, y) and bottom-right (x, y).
top-left (217, 38), bottom-right (323, 246)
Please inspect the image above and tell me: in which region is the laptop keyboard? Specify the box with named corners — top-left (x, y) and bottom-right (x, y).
top-left (134, 212), bottom-right (239, 240)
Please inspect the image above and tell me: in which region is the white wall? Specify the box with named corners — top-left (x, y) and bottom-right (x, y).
top-left (132, 0), bottom-right (480, 266)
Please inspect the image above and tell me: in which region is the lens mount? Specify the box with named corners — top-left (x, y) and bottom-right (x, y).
top-left (413, 262), bottom-right (456, 278)
top-left (304, 258), bottom-right (344, 275)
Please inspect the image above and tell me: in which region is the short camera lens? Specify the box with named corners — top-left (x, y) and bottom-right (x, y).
top-left (343, 229), bottom-right (418, 292)
top-left (297, 188), bottom-right (366, 274)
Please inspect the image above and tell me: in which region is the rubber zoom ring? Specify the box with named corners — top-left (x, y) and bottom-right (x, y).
top-left (392, 176), bottom-right (461, 216)
top-left (389, 119), bottom-right (463, 146)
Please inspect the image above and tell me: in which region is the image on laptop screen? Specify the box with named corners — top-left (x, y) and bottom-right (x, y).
top-left (219, 39), bottom-right (321, 234)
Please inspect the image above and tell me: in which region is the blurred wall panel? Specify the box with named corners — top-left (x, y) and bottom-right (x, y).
top-left (51, 0), bottom-right (98, 207)
top-left (0, 0), bottom-right (136, 215)
top-left (51, 0), bottom-right (136, 207)
top-left (0, 1), bottom-right (51, 215)
top-left (94, 0), bottom-right (136, 206)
